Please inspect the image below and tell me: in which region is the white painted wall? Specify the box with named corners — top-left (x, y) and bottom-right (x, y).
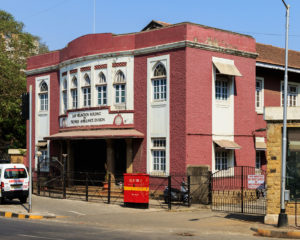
top-left (35, 75), bottom-right (50, 169)
top-left (59, 56), bottom-right (134, 114)
top-left (211, 57), bottom-right (236, 173)
top-left (147, 55), bottom-right (170, 175)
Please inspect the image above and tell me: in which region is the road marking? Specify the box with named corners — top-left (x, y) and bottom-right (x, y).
top-left (68, 211), bottom-right (86, 216)
top-left (18, 234), bottom-right (65, 240)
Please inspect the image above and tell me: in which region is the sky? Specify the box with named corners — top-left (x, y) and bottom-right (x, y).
top-left (1, 0), bottom-right (300, 52)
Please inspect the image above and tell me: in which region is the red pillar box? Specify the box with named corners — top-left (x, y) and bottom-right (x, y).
top-left (124, 173), bottom-right (149, 208)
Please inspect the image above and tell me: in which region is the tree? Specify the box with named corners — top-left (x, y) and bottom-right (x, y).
top-left (0, 10), bottom-right (49, 157)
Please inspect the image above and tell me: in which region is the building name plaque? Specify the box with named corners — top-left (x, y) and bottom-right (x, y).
top-left (60, 109), bottom-right (133, 128)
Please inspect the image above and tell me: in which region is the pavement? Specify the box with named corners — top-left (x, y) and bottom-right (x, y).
top-left (0, 195), bottom-right (300, 238)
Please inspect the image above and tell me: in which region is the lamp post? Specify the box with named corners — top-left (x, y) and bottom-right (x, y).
top-left (278, 0), bottom-right (290, 228)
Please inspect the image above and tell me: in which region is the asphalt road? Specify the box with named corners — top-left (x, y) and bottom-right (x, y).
top-left (0, 218), bottom-right (273, 240)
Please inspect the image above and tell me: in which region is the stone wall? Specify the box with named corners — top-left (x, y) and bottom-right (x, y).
top-left (187, 165), bottom-right (211, 204)
top-left (265, 122), bottom-right (300, 224)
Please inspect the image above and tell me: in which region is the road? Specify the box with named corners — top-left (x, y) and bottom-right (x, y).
top-left (0, 218), bottom-right (273, 240)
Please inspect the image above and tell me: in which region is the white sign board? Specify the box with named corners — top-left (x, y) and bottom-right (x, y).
top-left (60, 109), bottom-right (134, 128)
top-left (248, 175), bottom-right (265, 189)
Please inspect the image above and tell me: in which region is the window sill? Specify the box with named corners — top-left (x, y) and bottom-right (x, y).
top-left (256, 109), bottom-right (263, 115)
top-left (212, 167), bottom-right (234, 177)
top-left (114, 104), bottom-right (126, 110)
top-left (38, 111), bottom-right (48, 114)
top-left (215, 101), bottom-right (230, 108)
top-left (151, 101), bottom-right (167, 107)
top-left (149, 172), bottom-right (168, 178)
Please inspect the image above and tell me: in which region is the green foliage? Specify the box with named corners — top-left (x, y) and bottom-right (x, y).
top-left (0, 10), bottom-right (49, 154)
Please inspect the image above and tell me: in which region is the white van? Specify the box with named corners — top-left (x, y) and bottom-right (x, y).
top-left (0, 164), bottom-right (29, 203)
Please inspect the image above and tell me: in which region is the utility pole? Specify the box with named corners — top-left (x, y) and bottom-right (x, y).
top-left (278, 0), bottom-right (290, 227)
top-left (28, 85), bottom-right (32, 213)
top-left (93, 0), bottom-right (96, 33)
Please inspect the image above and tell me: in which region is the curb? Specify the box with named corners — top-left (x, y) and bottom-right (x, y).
top-left (251, 227), bottom-right (300, 239)
top-left (0, 211), bottom-right (58, 220)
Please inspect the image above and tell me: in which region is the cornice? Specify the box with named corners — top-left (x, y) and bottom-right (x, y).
top-left (26, 40), bottom-right (257, 76)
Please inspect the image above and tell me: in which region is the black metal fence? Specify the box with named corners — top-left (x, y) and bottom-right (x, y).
top-left (32, 165), bottom-right (266, 214)
top-left (211, 166), bottom-right (266, 215)
top-left (32, 170), bottom-right (213, 210)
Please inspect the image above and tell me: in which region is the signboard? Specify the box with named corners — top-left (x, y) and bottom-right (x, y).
top-left (248, 175), bottom-right (265, 189)
top-left (60, 109), bottom-right (133, 128)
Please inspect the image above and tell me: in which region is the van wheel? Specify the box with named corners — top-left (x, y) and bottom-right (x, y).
top-left (0, 197), bottom-right (4, 204)
top-left (19, 197), bottom-right (27, 204)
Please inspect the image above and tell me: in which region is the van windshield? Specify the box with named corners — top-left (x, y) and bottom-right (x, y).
top-left (4, 168), bottom-right (27, 179)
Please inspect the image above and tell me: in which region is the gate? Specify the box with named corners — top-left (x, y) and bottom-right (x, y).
top-left (211, 166), bottom-right (266, 215)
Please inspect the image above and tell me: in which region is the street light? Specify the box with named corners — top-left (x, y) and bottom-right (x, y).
top-left (278, 0), bottom-right (290, 228)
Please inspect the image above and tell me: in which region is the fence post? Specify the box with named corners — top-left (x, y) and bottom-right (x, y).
top-left (107, 174), bottom-right (111, 204)
top-left (187, 175), bottom-right (191, 207)
top-left (241, 166), bottom-right (244, 213)
top-left (62, 156), bottom-right (67, 199)
top-left (168, 175), bottom-right (171, 210)
top-left (37, 159), bottom-right (40, 196)
top-left (208, 171), bottom-right (212, 204)
top-left (85, 173), bottom-right (88, 202)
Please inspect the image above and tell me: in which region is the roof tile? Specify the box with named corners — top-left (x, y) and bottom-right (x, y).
top-left (256, 43), bottom-right (300, 69)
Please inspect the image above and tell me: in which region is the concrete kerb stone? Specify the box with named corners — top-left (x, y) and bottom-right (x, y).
top-left (0, 211), bottom-right (61, 220)
top-left (251, 227), bottom-right (300, 239)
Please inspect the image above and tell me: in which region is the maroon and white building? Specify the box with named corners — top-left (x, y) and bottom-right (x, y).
top-left (27, 20), bottom-right (299, 178)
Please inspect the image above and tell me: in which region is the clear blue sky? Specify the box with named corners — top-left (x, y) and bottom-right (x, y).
top-left (1, 0), bottom-right (300, 51)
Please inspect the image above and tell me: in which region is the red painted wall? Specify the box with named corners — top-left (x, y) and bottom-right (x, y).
top-left (186, 46), bottom-right (257, 168)
top-left (234, 56), bottom-right (257, 167)
top-left (133, 49), bottom-right (186, 175)
top-left (185, 47), bottom-right (212, 167)
top-left (186, 24), bottom-right (256, 53)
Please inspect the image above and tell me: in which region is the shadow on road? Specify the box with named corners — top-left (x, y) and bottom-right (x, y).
top-left (1, 199), bottom-right (28, 212)
top-left (225, 213), bottom-right (264, 223)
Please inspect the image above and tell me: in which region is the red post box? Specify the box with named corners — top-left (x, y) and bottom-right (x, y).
top-left (124, 173), bottom-right (149, 207)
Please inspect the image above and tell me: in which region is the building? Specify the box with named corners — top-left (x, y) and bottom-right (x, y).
top-left (26, 20), bottom-right (266, 181)
top-left (255, 44), bottom-right (300, 224)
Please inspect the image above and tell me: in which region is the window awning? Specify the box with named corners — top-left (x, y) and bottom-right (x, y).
top-left (213, 59), bottom-right (242, 77)
top-left (214, 140), bottom-right (241, 150)
top-left (255, 138), bottom-right (267, 150)
top-left (36, 141), bottom-right (48, 148)
top-left (44, 129), bottom-right (144, 140)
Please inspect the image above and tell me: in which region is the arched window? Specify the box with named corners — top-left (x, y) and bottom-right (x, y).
top-left (84, 74), bottom-right (91, 86)
top-left (39, 81), bottom-right (48, 111)
top-left (152, 63), bottom-right (167, 101)
top-left (40, 81), bottom-right (48, 92)
top-left (82, 74), bottom-right (91, 107)
top-left (71, 77), bottom-right (78, 109)
top-left (62, 79), bottom-right (68, 113)
top-left (63, 79), bottom-right (67, 90)
top-left (154, 63), bottom-right (166, 77)
top-left (99, 72), bottom-right (106, 84)
top-left (114, 71), bottom-right (126, 104)
top-left (72, 76), bottom-right (78, 88)
top-left (97, 72), bottom-right (107, 106)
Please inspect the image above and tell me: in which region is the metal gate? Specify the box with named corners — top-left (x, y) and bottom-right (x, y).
top-left (211, 166), bottom-right (266, 215)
